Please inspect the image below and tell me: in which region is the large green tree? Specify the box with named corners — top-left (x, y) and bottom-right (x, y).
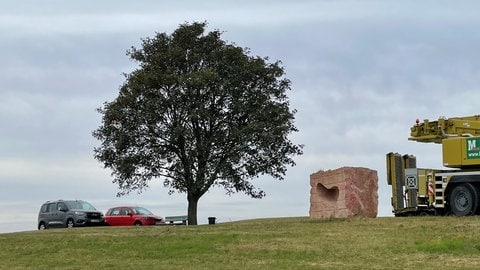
top-left (93, 22), bottom-right (303, 225)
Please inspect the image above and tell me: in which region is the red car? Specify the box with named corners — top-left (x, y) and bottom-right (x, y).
top-left (104, 206), bottom-right (164, 226)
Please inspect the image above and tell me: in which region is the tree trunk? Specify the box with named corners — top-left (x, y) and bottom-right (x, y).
top-left (187, 195), bottom-right (199, 225)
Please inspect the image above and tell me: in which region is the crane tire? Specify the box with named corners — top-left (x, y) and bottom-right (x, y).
top-left (449, 183), bottom-right (479, 216)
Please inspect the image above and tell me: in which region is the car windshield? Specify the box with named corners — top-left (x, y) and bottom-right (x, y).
top-left (133, 207), bottom-right (153, 215)
top-left (65, 201), bottom-right (96, 210)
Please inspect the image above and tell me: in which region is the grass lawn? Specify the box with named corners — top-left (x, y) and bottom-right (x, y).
top-left (1, 216), bottom-right (480, 269)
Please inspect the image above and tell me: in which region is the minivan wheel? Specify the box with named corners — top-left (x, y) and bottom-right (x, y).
top-left (66, 219), bottom-right (74, 228)
top-left (38, 223), bottom-right (46, 230)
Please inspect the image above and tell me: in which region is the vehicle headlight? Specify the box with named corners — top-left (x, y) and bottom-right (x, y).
top-left (75, 211), bottom-right (86, 216)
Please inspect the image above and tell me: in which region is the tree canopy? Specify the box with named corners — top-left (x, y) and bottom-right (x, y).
top-left (93, 22), bottom-right (303, 225)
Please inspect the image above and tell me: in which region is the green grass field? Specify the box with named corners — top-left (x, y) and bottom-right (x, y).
top-left (1, 216), bottom-right (480, 269)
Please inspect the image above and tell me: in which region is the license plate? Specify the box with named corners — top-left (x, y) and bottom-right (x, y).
top-left (90, 219), bottom-right (99, 223)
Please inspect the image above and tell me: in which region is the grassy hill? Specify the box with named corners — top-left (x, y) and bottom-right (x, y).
top-left (1, 216), bottom-right (480, 269)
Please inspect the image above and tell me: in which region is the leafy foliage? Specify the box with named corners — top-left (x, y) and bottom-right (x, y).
top-left (93, 22), bottom-right (303, 224)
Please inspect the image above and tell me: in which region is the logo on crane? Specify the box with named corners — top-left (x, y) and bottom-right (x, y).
top-left (467, 138), bottom-right (480, 159)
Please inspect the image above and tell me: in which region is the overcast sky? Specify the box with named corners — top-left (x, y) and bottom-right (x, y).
top-left (2, 1), bottom-right (480, 233)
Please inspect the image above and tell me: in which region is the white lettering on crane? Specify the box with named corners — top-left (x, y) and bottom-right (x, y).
top-left (468, 139), bottom-right (476, 151)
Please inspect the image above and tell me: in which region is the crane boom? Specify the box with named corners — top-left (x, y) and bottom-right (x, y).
top-left (409, 115), bottom-right (480, 144)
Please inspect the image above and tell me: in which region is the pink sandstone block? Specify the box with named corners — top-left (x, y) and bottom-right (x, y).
top-left (309, 167), bottom-right (378, 219)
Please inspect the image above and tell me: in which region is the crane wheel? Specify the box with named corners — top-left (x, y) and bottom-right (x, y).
top-left (449, 183), bottom-right (479, 216)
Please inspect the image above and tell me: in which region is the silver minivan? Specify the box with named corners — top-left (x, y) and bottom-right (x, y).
top-left (37, 200), bottom-right (104, 230)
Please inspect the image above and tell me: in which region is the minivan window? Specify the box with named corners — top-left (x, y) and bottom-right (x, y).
top-left (65, 201), bottom-right (96, 210)
top-left (57, 202), bottom-right (67, 211)
top-left (47, 203), bottom-right (56, 213)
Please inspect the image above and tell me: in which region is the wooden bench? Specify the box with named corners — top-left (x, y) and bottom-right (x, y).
top-left (163, 215), bottom-right (188, 225)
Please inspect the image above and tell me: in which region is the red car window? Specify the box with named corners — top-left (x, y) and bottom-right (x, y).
top-left (120, 208), bottom-right (127, 215)
top-left (110, 208), bottom-right (120, 216)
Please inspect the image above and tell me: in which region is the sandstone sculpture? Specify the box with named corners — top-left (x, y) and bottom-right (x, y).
top-left (309, 167), bottom-right (378, 219)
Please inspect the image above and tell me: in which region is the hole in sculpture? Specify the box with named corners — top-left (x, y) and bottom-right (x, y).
top-left (316, 183), bottom-right (339, 202)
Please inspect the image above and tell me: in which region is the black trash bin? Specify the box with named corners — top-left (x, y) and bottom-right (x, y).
top-left (208, 217), bottom-right (216, 225)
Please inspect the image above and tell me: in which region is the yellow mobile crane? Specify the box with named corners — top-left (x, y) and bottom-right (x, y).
top-left (387, 115), bottom-right (480, 216)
